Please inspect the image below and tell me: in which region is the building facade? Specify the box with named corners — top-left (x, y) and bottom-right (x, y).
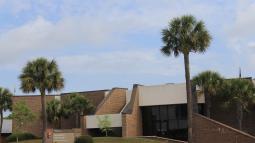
top-left (10, 81), bottom-right (255, 141)
top-left (11, 83), bottom-right (205, 141)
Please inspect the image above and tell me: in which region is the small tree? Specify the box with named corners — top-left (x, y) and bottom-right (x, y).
top-left (12, 101), bottom-right (35, 143)
top-left (97, 115), bottom-right (111, 136)
top-left (62, 94), bottom-right (94, 128)
top-left (0, 87), bottom-right (13, 143)
top-left (46, 99), bottom-right (62, 128)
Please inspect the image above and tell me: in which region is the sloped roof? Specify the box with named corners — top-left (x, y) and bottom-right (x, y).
top-left (1, 119), bottom-right (12, 133)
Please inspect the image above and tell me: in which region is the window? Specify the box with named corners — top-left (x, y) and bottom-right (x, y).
top-left (168, 105), bottom-right (176, 119)
top-left (142, 104), bottom-right (197, 141)
top-left (160, 106), bottom-right (167, 121)
top-left (152, 106), bottom-right (159, 120)
top-left (169, 120), bottom-right (178, 129)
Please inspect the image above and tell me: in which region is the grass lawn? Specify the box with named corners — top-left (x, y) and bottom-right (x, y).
top-left (10, 139), bottom-right (41, 143)
top-left (10, 137), bottom-right (162, 143)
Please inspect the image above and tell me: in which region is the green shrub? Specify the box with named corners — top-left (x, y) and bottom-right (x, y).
top-left (6, 132), bottom-right (38, 142)
top-left (74, 135), bottom-right (93, 143)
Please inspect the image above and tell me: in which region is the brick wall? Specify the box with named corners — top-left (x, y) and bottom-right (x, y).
top-left (0, 134), bottom-right (8, 143)
top-left (95, 88), bottom-right (127, 115)
top-left (12, 96), bottom-right (56, 137)
top-left (12, 90), bottom-right (106, 137)
top-left (193, 113), bottom-right (255, 143)
top-left (122, 85), bottom-right (143, 137)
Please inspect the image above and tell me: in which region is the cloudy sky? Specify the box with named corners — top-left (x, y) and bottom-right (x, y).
top-left (0, 0), bottom-right (255, 95)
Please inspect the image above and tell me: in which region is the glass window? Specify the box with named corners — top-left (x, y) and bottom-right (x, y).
top-left (142, 104), bottom-right (188, 141)
top-left (152, 106), bottom-right (159, 120)
top-left (161, 122), bottom-right (167, 132)
top-left (160, 106), bottom-right (167, 120)
top-left (168, 105), bottom-right (176, 119)
top-left (156, 122), bottom-right (160, 132)
top-left (178, 119), bottom-right (187, 129)
top-left (177, 104), bottom-right (187, 119)
top-left (169, 120), bottom-right (178, 129)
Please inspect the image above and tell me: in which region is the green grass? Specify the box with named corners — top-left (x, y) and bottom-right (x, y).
top-left (10, 137), bottom-right (162, 143)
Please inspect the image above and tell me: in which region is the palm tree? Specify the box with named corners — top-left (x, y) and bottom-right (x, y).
top-left (47, 99), bottom-right (62, 129)
top-left (62, 94), bottom-right (94, 128)
top-left (19, 58), bottom-right (64, 143)
top-left (192, 71), bottom-right (223, 118)
top-left (161, 15), bottom-right (211, 143)
top-left (222, 79), bottom-right (255, 130)
top-left (0, 87), bottom-right (13, 142)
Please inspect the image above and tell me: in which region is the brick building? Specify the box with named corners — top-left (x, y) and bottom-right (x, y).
top-left (10, 81), bottom-right (255, 141)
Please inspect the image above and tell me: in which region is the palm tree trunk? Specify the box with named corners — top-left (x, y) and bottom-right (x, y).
top-left (41, 90), bottom-right (47, 143)
top-left (192, 85), bottom-right (198, 113)
top-left (204, 90), bottom-right (211, 118)
top-left (0, 109), bottom-right (3, 136)
top-left (184, 53), bottom-right (193, 143)
top-left (237, 103), bottom-right (243, 130)
top-left (58, 119), bottom-right (61, 129)
top-left (75, 113), bottom-right (79, 128)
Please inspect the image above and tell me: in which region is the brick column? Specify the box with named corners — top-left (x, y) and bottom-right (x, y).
top-left (80, 116), bottom-right (88, 135)
top-left (122, 84), bottom-right (143, 137)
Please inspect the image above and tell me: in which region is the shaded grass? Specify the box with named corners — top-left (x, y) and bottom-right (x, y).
top-left (10, 137), bottom-right (163, 143)
top-left (94, 137), bottom-right (163, 143)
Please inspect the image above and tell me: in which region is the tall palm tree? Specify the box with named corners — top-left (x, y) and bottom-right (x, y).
top-left (161, 15), bottom-right (211, 143)
top-left (47, 99), bottom-right (62, 129)
top-left (222, 79), bottom-right (255, 130)
top-left (0, 87), bottom-right (13, 142)
top-left (192, 71), bottom-right (223, 117)
top-left (19, 58), bottom-right (64, 143)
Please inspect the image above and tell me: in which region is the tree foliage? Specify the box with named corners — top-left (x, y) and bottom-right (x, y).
top-left (19, 58), bottom-right (64, 93)
top-left (161, 15), bottom-right (211, 57)
top-left (46, 99), bottom-right (62, 128)
top-left (12, 101), bottom-right (35, 132)
top-left (62, 93), bottom-right (94, 128)
top-left (12, 101), bottom-right (35, 143)
top-left (221, 79), bottom-right (255, 130)
top-left (97, 115), bottom-right (112, 136)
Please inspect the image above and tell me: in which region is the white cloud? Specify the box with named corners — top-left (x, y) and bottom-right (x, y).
top-left (0, 0), bottom-right (220, 64)
top-left (0, 16), bottom-right (132, 63)
top-left (57, 49), bottom-right (183, 76)
top-left (248, 42), bottom-right (255, 49)
top-left (225, 0), bottom-right (255, 50)
top-left (224, 0), bottom-right (255, 71)
top-left (0, 0), bottom-right (254, 79)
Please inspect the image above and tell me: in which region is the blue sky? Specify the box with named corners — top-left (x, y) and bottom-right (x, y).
top-left (0, 0), bottom-right (255, 95)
